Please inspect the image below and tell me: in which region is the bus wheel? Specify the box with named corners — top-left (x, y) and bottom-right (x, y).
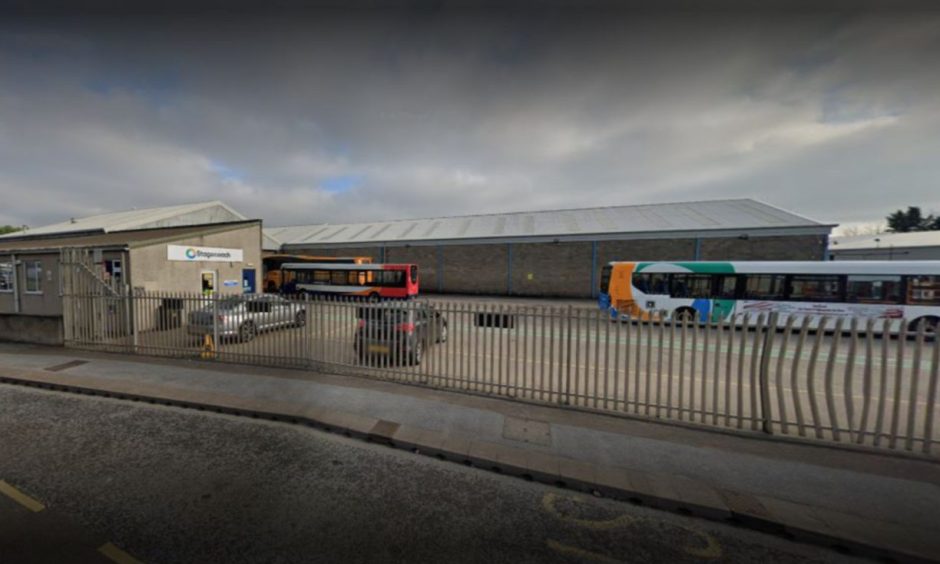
top-left (909, 316), bottom-right (938, 336)
top-left (367, 293), bottom-right (380, 303)
top-left (674, 308), bottom-right (697, 324)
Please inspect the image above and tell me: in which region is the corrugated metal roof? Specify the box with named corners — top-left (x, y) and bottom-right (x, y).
top-left (267, 199), bottom-right (830, 247)
top-left (831, 231), bottom-right (940, 251)
top-left (0, 221), bottom-right (259, 252)
top-left (0, 200), bottom-right (247, 240)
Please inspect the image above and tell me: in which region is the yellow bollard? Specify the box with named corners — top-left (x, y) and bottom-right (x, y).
top-left (200, 333), bottom-right (216, 360)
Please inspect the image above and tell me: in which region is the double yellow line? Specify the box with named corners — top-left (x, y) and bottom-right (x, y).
top-left (0, 479), bottom-right (45, 512)
top-left (0, 480), bottom-right (143, 564)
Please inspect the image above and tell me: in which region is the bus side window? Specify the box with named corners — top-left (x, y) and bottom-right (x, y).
top-left (743, 274), bottom-right (786, 300)
top-left (908, 275), bottom-right (940, 305)
top-left (846, 275), bottom-right (902, 304)
top-left (671, 274), bottom-right (711, 298)
top-left (650, 273), bottom-right (669, 294)
top-left (788, 275), bottom-right (843, 302)
top-left (632, 273), bottom-right (649, 293)
top-left (714, 275), bottom-right (737, 299)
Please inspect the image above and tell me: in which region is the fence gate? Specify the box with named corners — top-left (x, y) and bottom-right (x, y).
top-left (60, 248), bottom-right (132, 351)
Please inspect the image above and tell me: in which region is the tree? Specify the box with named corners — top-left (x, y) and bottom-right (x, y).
top-left (886, 206), bottom-right (938, 232)
top-left (0, 225), bottom-right (23, 235)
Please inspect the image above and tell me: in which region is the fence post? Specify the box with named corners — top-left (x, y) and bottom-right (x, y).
top-left (758, 312), bottom-right (778, 435)
top-left (212, 294), bottom-right (219, 358)
top-left (564, 304), bottom-right (573, 405)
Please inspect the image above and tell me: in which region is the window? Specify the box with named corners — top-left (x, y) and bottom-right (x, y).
top-left (105, 259), bottom-right (123, 283)
top-left (26, 261), bottom-right (42, 293)
top-left (743, 274), bottom-right (786, 300)
top-left (670, 274), bottom-right (713, 298)
top-left (313, 270), bottom-right (331, 284)
top-left (378, 270), bottom-right (405, 287)
top-left (246, 300), bottom-right (271, 314)
top-left (410, 265), bottom-right (418, 284)
top-left (330, 270), bottom-right (347, 285)
top-left (846, 275), bottom-right (902, 304)
top-left (715, 275), bottom-right (738, 299)
top-left (632, 272), bottom-right (669, 295)
top-left (789, 275), bottom-right (842, 302)
top-left (0, 261), bottom-right (12, 292)
top-left (908, 275), bottom-right (940, 305)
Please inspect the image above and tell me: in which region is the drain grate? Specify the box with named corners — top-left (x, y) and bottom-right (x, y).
top-left (44, 360), bottom-right (89, 373)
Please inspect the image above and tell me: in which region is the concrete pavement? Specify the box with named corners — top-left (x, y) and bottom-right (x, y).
top-left (0, 342), bottom-right (938, 562)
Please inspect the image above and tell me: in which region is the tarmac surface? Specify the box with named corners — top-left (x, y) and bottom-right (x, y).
top-left (0, 384), bottom-right (860, 564)
top-left (0, 342), bottom-right (938, 562)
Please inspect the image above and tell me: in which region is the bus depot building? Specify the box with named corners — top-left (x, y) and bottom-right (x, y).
top-left (830, 231), bottom-right (940, 261)
top-left (264, 198), bottom-right (835, 299)
top-left (0, 202), bottom-right (262, 345)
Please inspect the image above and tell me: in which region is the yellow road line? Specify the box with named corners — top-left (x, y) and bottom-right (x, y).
top-left (98, 542), bottom-right (144, 564)
top-left (0, 480), bottom-right (45, 512)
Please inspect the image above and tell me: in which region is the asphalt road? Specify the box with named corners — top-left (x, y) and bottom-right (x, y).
top-left (0, 384), bottom-right (860, 564)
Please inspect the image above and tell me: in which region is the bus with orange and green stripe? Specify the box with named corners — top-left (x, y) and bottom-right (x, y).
top-left (599, 261), bottom-right (940, 333)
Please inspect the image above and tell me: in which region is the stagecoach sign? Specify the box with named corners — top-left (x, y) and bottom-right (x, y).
top-left (167, 245), bottom-right (244, 263)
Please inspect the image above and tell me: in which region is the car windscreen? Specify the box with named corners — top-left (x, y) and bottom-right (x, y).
top-left (217, 298), bottom-right (245, 311)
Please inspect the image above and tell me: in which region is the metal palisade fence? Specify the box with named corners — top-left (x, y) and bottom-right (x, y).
top-left (61, 276), bottom-right (939, 457)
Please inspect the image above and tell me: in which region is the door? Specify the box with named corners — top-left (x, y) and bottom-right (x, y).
top-left (242, 269), bottom-right (256, 294)
top-left (201, 271), bottom-right (217, 297)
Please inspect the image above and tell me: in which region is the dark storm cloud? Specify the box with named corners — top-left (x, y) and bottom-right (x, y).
top-left (1, 4), bottom-right (938, 232)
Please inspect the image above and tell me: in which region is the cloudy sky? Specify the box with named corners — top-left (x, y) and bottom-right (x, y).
top-left (1, 2), bottom-right (938, 232)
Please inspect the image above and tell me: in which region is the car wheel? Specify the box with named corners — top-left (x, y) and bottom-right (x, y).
top-left (909, 316), bottom-right (938, 337)
top-left (295, 310), bottom-right (306, 327)
top-left (674, 308), bottom-right (696, 324)
top-left (410, 339), bottom-right (424, 366)
top-left (239, 322), bottom-right (257, 343)
top-left (367, 293), bottom-right (380, 303)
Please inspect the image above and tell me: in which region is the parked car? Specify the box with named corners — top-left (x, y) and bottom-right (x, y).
top-left (187, 294), bottom-right (306, 342)
top-left (354, 302), bottom-right (447, 365)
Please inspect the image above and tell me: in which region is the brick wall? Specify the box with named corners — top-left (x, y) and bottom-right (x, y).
top-left (699, 235), bottom-right (826, 261)
top-left (294, 233), bottom-right (827, 298)
top-left (385, 246), bottom-right (440, 293)
top-left (510, 242), bottom-right (593, 298)
top-left (440, 244), bottom-right (508, 294)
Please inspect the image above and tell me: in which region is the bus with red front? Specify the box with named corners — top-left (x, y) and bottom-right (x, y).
top-left (280, 263), bottom-right (419, 301)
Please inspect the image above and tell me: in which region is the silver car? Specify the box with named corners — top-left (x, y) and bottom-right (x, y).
top-left (187, 295), bottom-right (306, 342)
